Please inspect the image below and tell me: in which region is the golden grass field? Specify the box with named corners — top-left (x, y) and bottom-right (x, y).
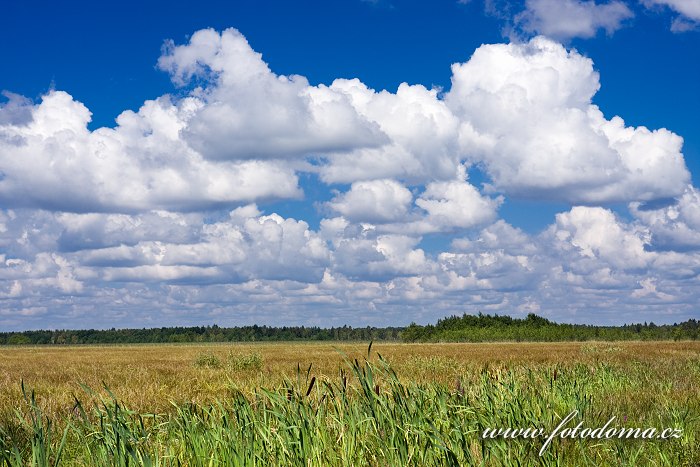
top-left (2, 340), bottom-right (699, 420)
top-left (1, 340), bottom-right (700, 465)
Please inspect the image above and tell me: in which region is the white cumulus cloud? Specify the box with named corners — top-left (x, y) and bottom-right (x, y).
top-left (446, 37), bottom-right (690, 203)
top-left (630, 186), bottom-right (700, 250)
top-left (0, 91), bottom-right (302, 212)
top-left (158, 28), bottom-right (386, 161)
top-left (327, 179), bottom-right (413, 223)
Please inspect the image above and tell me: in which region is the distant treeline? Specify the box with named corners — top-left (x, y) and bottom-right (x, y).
top-left (2, 313), bottom-right (699, 345)
top-left (401, 313), bottom-right (700, 342)
top-left (0, 324), bottom-right (403, 345)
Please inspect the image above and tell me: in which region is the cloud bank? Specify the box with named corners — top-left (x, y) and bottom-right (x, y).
top-left (0, 28), bottom-right (697, 330)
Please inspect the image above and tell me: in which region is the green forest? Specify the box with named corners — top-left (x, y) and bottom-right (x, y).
top-left (1, 313), bottom-right (699, 345)
top-left (401, 313), bottom-right (700, 342)
top-left (0, 324), bottom-right (402, 345)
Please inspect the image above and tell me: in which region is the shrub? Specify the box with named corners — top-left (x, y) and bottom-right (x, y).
top-left (193, 352), bottom-right (222, 369)
top-left (227, 352), bottom-right (263, 371)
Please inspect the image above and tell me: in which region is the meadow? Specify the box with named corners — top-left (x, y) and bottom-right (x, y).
top-left (1, 341), bottom-right (699, 465)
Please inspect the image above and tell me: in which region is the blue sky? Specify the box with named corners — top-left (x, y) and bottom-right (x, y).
top-left (1, 0), bottom-right (699, 330)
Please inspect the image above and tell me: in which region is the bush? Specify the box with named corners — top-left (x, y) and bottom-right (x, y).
top-left (193, 351), bottom-right (263, 371)
top-left (227, 352), bottom-right (263, 371)
top-left (193, 352), bottom-right (222, 369)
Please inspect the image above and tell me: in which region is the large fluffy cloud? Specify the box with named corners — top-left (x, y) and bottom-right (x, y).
top-left (446, 37), bottom-right (690, 203)
top-left (319, 80), bottom-right (463, 183)
top-left (327, 179), bottom-right (413, 223)
top-left (158, 28), bottom-right (386, 161)
top-left (547, 206), bottom-right (652, 270)
top-left (0, 92), bottom-right (301, 212)
top-left (412, 177), bottom-right (501, 232)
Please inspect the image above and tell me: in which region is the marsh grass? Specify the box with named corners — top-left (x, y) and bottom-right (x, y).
top-left (1, 341), bottom-right (699, 465)
top-left (192, 353), bottom-right (222, 369)
top-left (193, 351), bottom-right (263, 372)
top-left (226, 352), bottom-right (263, 372)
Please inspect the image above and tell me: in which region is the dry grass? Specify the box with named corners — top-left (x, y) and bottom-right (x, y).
top-left (1, 340), bottom-right (698, 419)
